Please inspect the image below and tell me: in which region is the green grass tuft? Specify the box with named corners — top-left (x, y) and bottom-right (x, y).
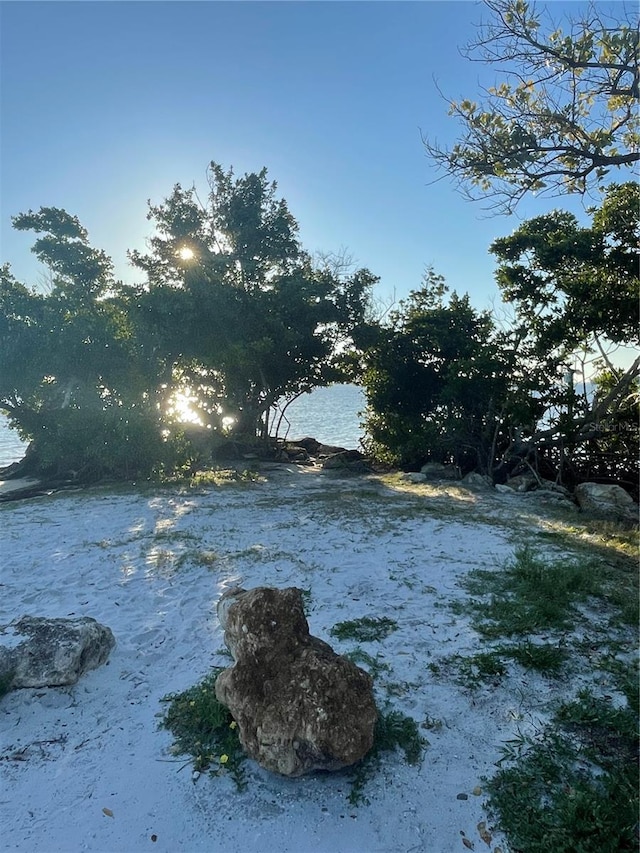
top-left (330, 615), bottom-right (399, 643)
top-left (160, 669), bottom-right (246, 789)
top-left (500, 640), bottom-right (567, 675)
top-left (487, 685), bottom-right (639, 853)
top-left (462, 546), bottom-right (606, 637)
top-left (343, 647), bottom-right (392, 679)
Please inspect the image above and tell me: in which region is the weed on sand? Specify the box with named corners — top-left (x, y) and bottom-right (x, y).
top-left (486, 681), bottom-right (639, 853)
top-left (330, 615), bottom-right (399, 643)
top-left (458, 545), bottom-right (607, 637)
top-left (160, 669), bottom-right (247, 790)
top-left (345, 708), bottom-right (426, 806)
top-left (440, 541), bottom-right (639, 852)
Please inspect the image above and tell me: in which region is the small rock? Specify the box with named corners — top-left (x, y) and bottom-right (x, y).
top-left (505, 474), bottom-right (538, 492)
top-left (402, 472), bottom-right (427, 484)
top-left (322, 451), bottom-right (371, 474)
top-left (420, 463), bottom-right (460, 480)
top-left (495, 484), bottom-right (516, 495)
top-left (462, 472), bottom-right (493, 491)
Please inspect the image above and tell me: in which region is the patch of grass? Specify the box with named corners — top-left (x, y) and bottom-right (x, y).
top-left (152, 529), bottom-right (198, 544)
top-left (605, 582), bottom-right (640, 627)
top-left (596, 655), bottom-right (639, 710)
top-left (330, 615), bottom-right (399, 643)
top-left (431, 641), bottom-right (567, 691)
top-left (442, 651), bottom-right (507, 689)
top-left (347, 708), bottom-right (427, 805)
top-left (461, 545), bottom-right (605, 637)
top-left (535, 517), bottom-right (639, 566)
top-left (499, 640), bottom-right (567, 676)
top-left (384, 679), bottom-right (423, 698)
top-left (190, 468), bottom-right (264, 487)
top-left (156, 467), bottom-right (264, 489)
top-left (343, 647), bottom-right (392, 680)
top-left (160, 669), bottom-right (246, 790)
top-left (487, 683), bottom-right (639, 853)
top-left (0, 669), bottom-right (15, 701)
top-left (174, 549), bottom-right (219, 570)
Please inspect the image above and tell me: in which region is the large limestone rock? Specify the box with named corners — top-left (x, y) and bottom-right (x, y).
top-left (574, 483), bottom-right (637, 522)
top-left (0, 616), bottom-right (115, 689)
top-left (215, 586), bottom-right (377, 778)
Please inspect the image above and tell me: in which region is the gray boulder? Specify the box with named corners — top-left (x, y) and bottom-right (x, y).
top-left (495, 483), bottom-right (517, 495)
top-left (505, 473), bottom-right (539, 492)
top-left (420, 463), bottom-right (460, 480)
top-left (574, 483), bottom-right (637, 522)
top-left (0, 616), bottom-right (115, 690)
top-left (400, 472), bottom-right (427, 484)
top-left (462, 472), bottom-right (494, 490)
top-left (321, 450), bottom-right (370, 474)
top-left (215, 586), bottom-right (377, 778)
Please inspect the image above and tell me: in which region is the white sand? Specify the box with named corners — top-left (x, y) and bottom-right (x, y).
top-left (0, 467), bottom-right (581, 852)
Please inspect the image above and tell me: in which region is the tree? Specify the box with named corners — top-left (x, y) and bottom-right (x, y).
top-left (424, 0), bottom-right (639, 211)
top-left (361, 272), bottom-right (526, 472)
top-left (491, 181), bottom-right (639, 351)
top-left (490, 182), bottom-right (639, 485)
top-left (0, 209), bottom-right (166, 480)
top-left (1, 163), bottom-right (377, 480)
top-left (130, 162), bottom-right (377, 442)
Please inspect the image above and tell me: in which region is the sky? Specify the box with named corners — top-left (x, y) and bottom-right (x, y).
top-left (0, 0), bottom-right (632, 315)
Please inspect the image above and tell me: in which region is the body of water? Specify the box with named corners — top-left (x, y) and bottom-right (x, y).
top-left (0, 384), bottom-right (366, 468)
top-left (0, 417), bottom-right (27, 469)
top-left (273, 384), bottom-right (365, 449)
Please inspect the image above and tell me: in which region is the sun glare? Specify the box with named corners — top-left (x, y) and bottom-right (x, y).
top-left (177, 246), bottom-right (195, 261)
top-left (167, 391), bottom-right (203, 425)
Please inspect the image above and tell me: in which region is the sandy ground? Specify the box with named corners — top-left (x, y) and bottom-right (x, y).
top-left (0, 466), bottom-right (590, 853)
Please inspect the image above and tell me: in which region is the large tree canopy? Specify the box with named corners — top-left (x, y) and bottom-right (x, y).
top-left (129, 162), bottom-right (377, 441)
top-left (0, 163), bottom-right (376, 480)
top-left (425, 0), bottom-right (639, 211)
top-left (490, 182), bottom-right (639, 486)
top-left (0, 209), bottom-right (163, 479)
top-left (360, 273), bottom-right (526, 472)
top-left (491, 181), bottom-right (640, 351)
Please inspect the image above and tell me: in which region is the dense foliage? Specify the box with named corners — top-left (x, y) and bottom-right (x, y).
top-left (360, 187), bottom-right (639, 486)
top-left (0, 164), bottom-right (376, 481)
top-left (360, 272), bottom-right (526, 472)
top-left (490, 181), bottom-right (639, 487)
top-left (0, 210), bottom-right (163, 480)
top-left (1, 3), bottom-right (637, 490)
top-left (405, 0), bottom-right (640, 488)
top-left (128, 163), bottom-right (377, 442)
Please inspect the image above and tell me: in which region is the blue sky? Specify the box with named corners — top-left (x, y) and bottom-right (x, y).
top-left (0, 0), bottom-right (626, 313)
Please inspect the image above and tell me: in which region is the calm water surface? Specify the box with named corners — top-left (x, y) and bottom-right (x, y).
top-left (0, 385), bottom-right (366, 468)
